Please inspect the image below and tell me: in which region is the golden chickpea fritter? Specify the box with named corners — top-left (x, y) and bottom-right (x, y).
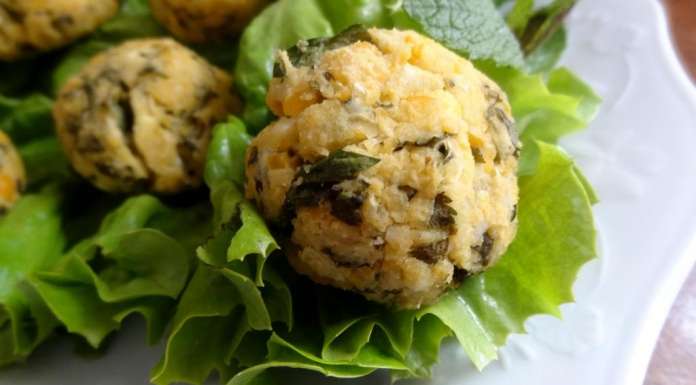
top-left (54, 38), bottom-right (241, 194)
top-left (0, 130), bottom-right (25, 212)
top-left (0, 0), bottom-right (119, 61)
top-left (149, 0), bottom-right (270, 43)
top-left (245, 27), bottom-right (520, 309)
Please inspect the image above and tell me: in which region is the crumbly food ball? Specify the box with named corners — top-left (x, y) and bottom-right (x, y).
top-left (149, 0), bottom-right (270, 43)
top-left (245, 27), bottom-right (520, 309)
top-left (0, 130), bottom-right (26, 212)
top-left (0, 0), bottom-right (119, 61)
top-left (54, 38), bottom-right (241, 194)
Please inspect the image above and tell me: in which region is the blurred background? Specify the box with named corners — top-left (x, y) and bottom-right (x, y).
top-left (645, 1), bottom-right (696, 384)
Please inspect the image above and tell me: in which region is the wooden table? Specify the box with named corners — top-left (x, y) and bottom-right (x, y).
top-left (644, 1), bottom-right (696, 384)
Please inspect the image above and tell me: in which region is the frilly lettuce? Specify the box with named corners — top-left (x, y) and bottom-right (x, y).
top-left (0, 170), bottom-right (211, 367)
top-left (31, 196), bottom-right (211, 348)
top-left (152, 119), bottom-right (283, 385)
top-left (0, 187), bottom-right (65, 366)
top-left (0, 95), bottom-right (70, 187)
top-left (480, 63), bottom-right (601, 176)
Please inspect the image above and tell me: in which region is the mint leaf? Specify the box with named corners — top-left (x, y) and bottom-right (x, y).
top-left (402, 0), bottom-right (525, 67)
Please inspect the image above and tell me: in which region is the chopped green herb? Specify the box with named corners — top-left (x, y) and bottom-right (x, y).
top-left (472, 231), bottom-right (495, 266)
top-left (301, 150), bottom-right (379, 185)
top-left (430, 193), bottom-right (457, 232)
top-left (281, 150), bottom-right (379, 226)
top-left (410, 239), bottom-right (449, 264)
top-left (274, 24), bottom-right (372, 77)
top-left (329, 187), bottom-right (366, 226)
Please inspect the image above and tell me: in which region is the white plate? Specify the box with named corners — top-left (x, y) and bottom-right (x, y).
top-left (3, 0), bottom-right (696, 384)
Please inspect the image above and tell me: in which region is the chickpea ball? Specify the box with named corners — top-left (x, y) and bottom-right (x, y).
top-left (149, 0), bottom-right (270, 43)
top-left (54, 38), bottom-right (241, 194)
top-left (0, 130), bottom-right (26, 212)
top-left (245, 27), bottom-right (520, 309)
top-left (0, 0), bottom-right (119, 61)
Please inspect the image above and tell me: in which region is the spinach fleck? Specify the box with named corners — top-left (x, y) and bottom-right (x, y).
top-left (273, 25), bottom-right (372, 77)
top-left (300, 150), bottom-right (379, 185)
top-left (453, 267), bottom-right (472, 284)
top-left (410, 239), bottom-right (449, 264)
top-left (329, 186), bottom-right (366, 226)
top-left (398, 185), bottom-right (418, 201)
top-left (281, 150), bottom-right (379, 227)
top-left (430, 192), bottom-right (457, 232)
top-left (472, 230), bottom-right (495, 266)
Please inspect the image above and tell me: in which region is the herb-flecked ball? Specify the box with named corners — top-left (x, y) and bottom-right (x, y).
top-left (149, 0), bottom-right (270, 43)
top-left (245, 27), bottom-right (520, 309)
top-left (0, 0), bottom-right (119, 61)
top-left (0, 130), bottom-right (25, 212)
top-left (53, 38), bottom-right (241, 194)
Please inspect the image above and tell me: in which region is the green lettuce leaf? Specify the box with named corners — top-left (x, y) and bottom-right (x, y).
top-left (500, 0), bottom-right (576, 72)
top-left (0, 94), bottom-right (53, 143)
top-left (17, 137), bottom-right (72, 188)
top-left (152, 119), bottom-right (285, 385)
top-left (524, 27), bottom-right (566, 74)
top-left (198, 118), bottom-right (278, 279)
top-left (0, 94), bottom-right (71, 187)
top-left (0, 186), bottom-right (66, 366)
top-left (30, 195), bottom-right (211, 348)
top-left (506, 0), bottom-right (534, 36)
top-left (150, 264), bottom-right (250, 385)
top-left (419, 141), bottom-right (595, 369)
top-left (316, 0), bottom-right (401, 31)
top-left (204, 117), bottom-right (252, 188)
top-left (514, 0), bottom-right (575, 56)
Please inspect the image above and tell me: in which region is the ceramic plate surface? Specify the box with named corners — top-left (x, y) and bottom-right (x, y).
top-left (3, 0), bottom-right (696, 384)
